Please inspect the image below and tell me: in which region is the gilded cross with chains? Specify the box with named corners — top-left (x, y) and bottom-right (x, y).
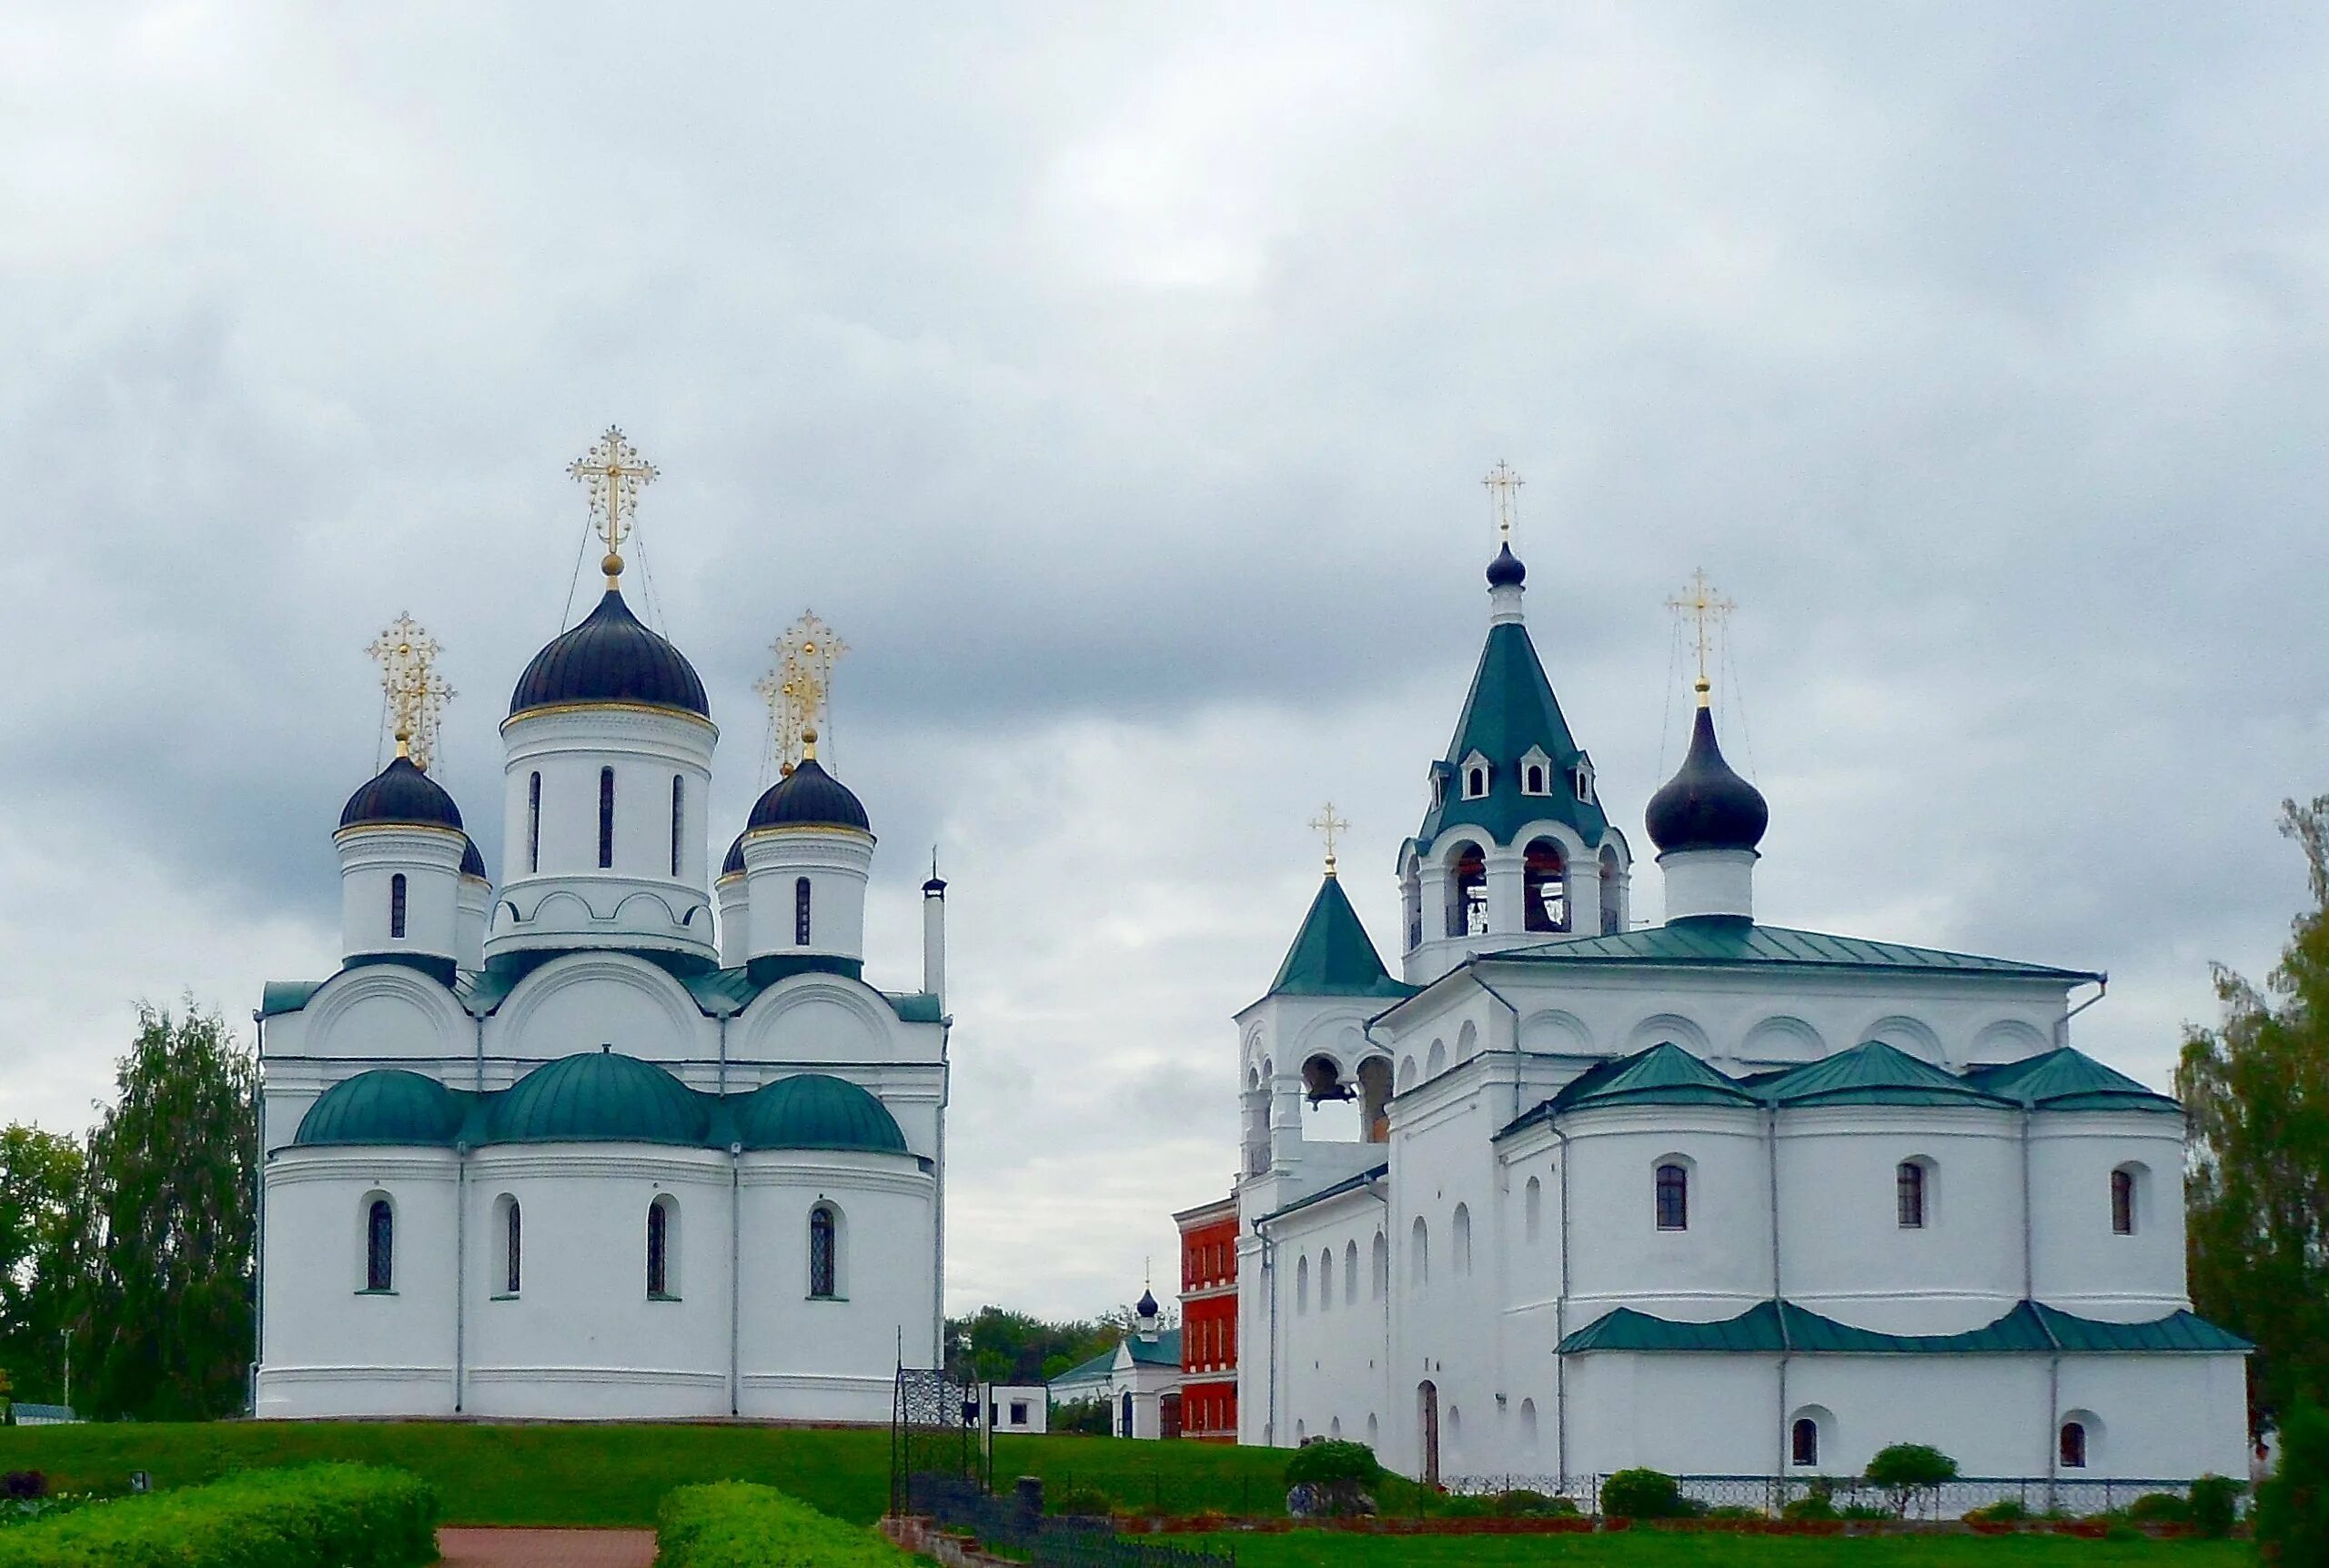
top-left (755, 610), bottom-right (850, 777)
top-left (366, 612), bottom-right (455, 771)
top-left (1483, 460), bottom-right (1524, 545)
top-left (1309, 802), bottom-right (1351, 878)
top-left (568, 427), bottom-right (659, 587)
top-left (1666, 568), bottom-right (1734, 704)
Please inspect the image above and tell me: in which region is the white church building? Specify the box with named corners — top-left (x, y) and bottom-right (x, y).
top-left (1234, 524), bottom-right (2250, 1487)
top-left (253, 432), bottom-right (948, 1422)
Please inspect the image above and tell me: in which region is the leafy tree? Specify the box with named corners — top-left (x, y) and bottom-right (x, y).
top-left (2256, 1399), bottom-right (2328, 1564)
top-left (1050, 1396), bottom-right (1112, 1436)
top-left (0, 1126), bottom-right (82, 1404)
top-left (946, 1305), bottom-right (1149, 1386)
top-left (2178, 796), bottom-right (2329, 1428)
top-left (1283, 1440), bottom-right (1380, 1517)
top-left (66, 1001), bottom-right (257, 1421)
top-left (1864, 1442), bottom-right (1958, 1517)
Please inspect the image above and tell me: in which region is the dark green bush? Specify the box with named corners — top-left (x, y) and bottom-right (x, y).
top-left (1496, 1489), bottom-right (1577, 1517)
top-left (1781, 1493), bottom-right (1839, 1522)
top-left (1281, 1441), bottom-right (1381, 1490)
top-left (1963, 1498), bottom-right (2030, 1523)
top-left (1864, 1442), bottom-right (1959, 1516)
top-left (1599, 1468), bottom-right (1688, 1520)
top-left (1044, 1483), bottom-right (1116, 1518)
top-left (2126, 1491), bottom-right (2189, 1525)
top-left (0, 1462), bottom-right (436, 1568)
top-left (657, 1482), bottom-right (913, 1568)
top-left (2258, 1401), bottom-right (2329, 1564)
top-left (2188, 1473), bottom-right (2242, 1540)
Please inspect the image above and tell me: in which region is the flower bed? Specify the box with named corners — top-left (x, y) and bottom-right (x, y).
top-left (0, 1462), bottom-right (437, 1567)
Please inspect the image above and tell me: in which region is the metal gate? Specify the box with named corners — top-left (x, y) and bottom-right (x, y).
top-left (890, 1362), bottom-right (984, 1516)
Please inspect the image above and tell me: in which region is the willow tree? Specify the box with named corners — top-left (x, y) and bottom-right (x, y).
top-left (68, 1001), bottom-right (257, 1420)
top-left (2178, 797), bottom-right (2329, 1430)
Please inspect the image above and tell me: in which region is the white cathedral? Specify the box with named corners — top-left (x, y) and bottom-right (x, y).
top-left (254, 432), bottom-right (947, 1422)
top-left (1233, 518), bottom-right (2251, 1486)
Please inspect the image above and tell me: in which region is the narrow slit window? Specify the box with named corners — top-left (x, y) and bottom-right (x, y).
top-left (1655, 1162), bottom-right (1689, 1231)
top-left (670, 776), bottom-right (684, 877)
top-left (2111, 1169), bottom-right (2136, 1235)
top-left (365, 1199), bottom-right (393, 1292)
top-left (389, 873), bottom-right (408, 940)
top-left (528, 772), bottom-right (541, 872)
top-left (646, 1200), bottom-right (671, 1297)
top-left (795, 876), bottom-right (812, 946)
top-left (1898, 1161), bottom-right (1927, 1229)
top-left (809, 1206), bottom-right (837, 1298)
top-left (599, 768), bottom-right (616, 868)
top-left (504, 1199), bottom-right (521, 1293)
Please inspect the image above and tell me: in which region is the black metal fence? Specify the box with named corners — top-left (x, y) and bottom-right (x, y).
top-left (1440, 1472), bottom-right (2215, 1520)
top-left (909, 1472), bottom-right (1236, 1568)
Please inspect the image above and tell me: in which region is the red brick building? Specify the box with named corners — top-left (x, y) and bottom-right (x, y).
top-left (1175, 1194), bottom-right (1238, 1442)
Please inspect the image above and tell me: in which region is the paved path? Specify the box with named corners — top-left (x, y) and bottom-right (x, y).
top-left (437, 1528), bottom-right (657, 1567)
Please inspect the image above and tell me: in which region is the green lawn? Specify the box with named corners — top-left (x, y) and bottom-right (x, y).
top-left (1186, 1535), bottom-right (2244, 1566)
top-left (0, 1422), bottom-right (1291, 1526)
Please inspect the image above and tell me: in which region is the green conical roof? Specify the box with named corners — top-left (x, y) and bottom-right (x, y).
top-left (1761, 1040), bottom-right (2016, 1109)
top-left (1964, 1048), bottom-right (2183, 1113)
top-left (1267, 876), bottom-right (1416, 1000)
top-left (1417, 621), bottom-right (1611, 849)
top-left (295, 1069), bottom-right (469, 1147)
top-left (735, 1072), bottom-right (910, 1153)
top-left (1551, 1041), bottom-right (1758, 1111)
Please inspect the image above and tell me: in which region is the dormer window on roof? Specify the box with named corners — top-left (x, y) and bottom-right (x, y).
top-left (1460, 751), bottom-right (1492, 800)
top-left (1520, 747), bottom-right (1552, 796)
top-left (1576, 754), bottom-right (1596, 805)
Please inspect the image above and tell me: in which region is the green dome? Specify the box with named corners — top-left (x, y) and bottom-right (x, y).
top-left (736, 1073), bottom-right (908, 1154)
top-left (295, 1069), bottom-right (466, 1147)
top-left (486, 1050), bottom-right (711, 1146)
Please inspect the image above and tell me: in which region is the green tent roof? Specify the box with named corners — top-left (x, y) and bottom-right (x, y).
top-left (734, 1072), bottom-right (910, 1153)
top-left (1416, 620), bottom-right (1609, 850)
top-left (1559, 1299), bottom-right (2249, 1356)
top-left (1483, 917), bottom-right (2100, 982)
top-left (1266, 877), bottom-right (1417, 1000)
top-left (1759, 1040), bottom-right (2019, 1110)
top-left (1550, 1041), bottom-right (1758, 1112)
top-left (1965, 1048), bottom-right (2183, 1114)
top-left (294, 1069), bottom-right (470, 1147)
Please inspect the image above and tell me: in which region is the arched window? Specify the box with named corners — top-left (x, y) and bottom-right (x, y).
top-left (1371, 1230), bottom-right (1389, 1301)
top-left (363, 1196), bottom-right (393, 1292)
top-left (598, 767), bottom-right (616, 868)
top-left (2060, 1420), bottom-right (2088, 1468)
top-left (1410, 1215), bottom-right (1430, 1288)
top-left (1598, 845), bottom-right (1622, 933)
top-left (500, 1195), bottom-right (521, 1294)
top-left (1897, 1160), bottom-right (1930, 1230)
top-left (1526, 763), bottom-right (1545, 794)
top-left (1467, 766), bottom-right (1487, 798)
top-left (1792, 1417), bottom-right (1820, 1466)
top-left (1656, 1162), bottom-right (1689, 1231)
top-left (1296, 1253), bottom-right (1310, 1314)
top-left (389, 873), bottom-right (408, 940)
top-left (1524, 839), bottom-right (1568, 932)
top-left (1452, 1202), bottom-right (1473, 1276)
top-left (1344, 1240), bottom-right (1359, 1306)
top-left (809, 1204), bottom-right (839, 1299)
top-left (1124, 1392), bottom-right (1135, 1437)
top-left (647, 1196), bottom-right (677, 1299)
top-left (1525, 1175), bottom-right (1543, 1241)
top-left (1520, 1399), bottom-right (1540, 1461)
top-left (670, 776), bottom-right (685, 877)
top-left (2112, 1166), bottom-right (2140, 1235)
top-left (1317, 1248), bottom-right (1333, 1312)
top-left (1447, 843), bottom-right (1487, 937)
top-left (527, 772), bottom-right (541, 872)
top-left (794, 877), bottom-right (812, 946)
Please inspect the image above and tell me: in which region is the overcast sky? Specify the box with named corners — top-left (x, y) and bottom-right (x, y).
top-left (3, 4), bottom-right (2324, 1320)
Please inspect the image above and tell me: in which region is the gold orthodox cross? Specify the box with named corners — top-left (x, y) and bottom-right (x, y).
top-left (366, 612), bottom-right (455, 770)
top-left (1483, 460), bottom-right (1524, 546)
top-left (1666, 568), bottom-right (1734, 705)
top-left (756, 610), bottom-right (850, 777)
top-left (568, 426), bottom-right (659, 587)
top-left (1309, 802), bottom-right (1351, 878)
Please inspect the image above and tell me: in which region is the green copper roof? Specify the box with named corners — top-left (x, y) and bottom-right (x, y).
top-left (294, 1069), bottom-right (470, 1147)
top-left (261, 980), bottom-right (326, 1020)
top-left (1559, 1299), bottom-right (2249, 1356)
top-left (1267, 877), bottom-right (1417, 1000)
top-left (1128, 1329), bottom-right (1182, 1367)
top-left (1551, 1041), bottom-right (1758, 1111)
top-left (1965, 1048), bottom-right (2183, 1114)
top-left (1487, 916), bottom-right (2100, 981)
top-left (484, 1050), bottom-right (713, 1147)
top-left (1052, 1348), bottom-right (1118, 1386)
top-left (735, 1072), bottom-right (910, 1153)
top-left (1760, 1040), bottom-right (2018, 1110)
top-left (1416, 620), bottom-right (1610, 850)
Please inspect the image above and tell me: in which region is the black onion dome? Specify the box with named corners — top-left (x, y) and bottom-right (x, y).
top-left (460, 837), bottom-right (488, 879)
top-left (1486, 542), bottom-right (1526, 588)
top-left (746, 759), bottom-right (871, 833)
top-left (509, 588), bottom-right (709, 720)
top-left (1135, 1288), bottom-right (1160, 1319)
top-left (1646, 706), bottom-right (1769, 855)
top-left (339, 756), bottom-right (463, 832)
top-left (721, 833), bottom-right (747, 878)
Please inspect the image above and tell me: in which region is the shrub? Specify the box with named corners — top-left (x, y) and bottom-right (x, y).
top-left (1963, 1498), bottom-right (2031, 1524)
top-left (1044, 1483), bottom-right (1115, 1519)
top-left (1599, 1468), bottom-right (1689, 1520)
top-left (1283, 1441), bottom-right (1381, 1519)
top-left (1864, 1442), bottom-right (1959, 1517)
top-left (1781, 1494), bottom-right (1839, 1523)
top-left (2126, 1492), bottom-right (2190, 1525)
top-left (2188, 1473), bottom-right (2243, 1540)
top-left (1840, 1503), bottom-right (1894, 1520)
top-left (658, 1482), bottom-right (914, 1568)
top-left (1496, 1489), bottom-right (1578, 1517)
top-left (2257, 1400), bottom-right (2329, 1565)
top-left (0, 1462), bottom-right (436, 1568)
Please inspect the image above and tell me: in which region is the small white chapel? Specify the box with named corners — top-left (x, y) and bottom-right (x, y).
top-left (253, 429), bottom-right (950, 1422)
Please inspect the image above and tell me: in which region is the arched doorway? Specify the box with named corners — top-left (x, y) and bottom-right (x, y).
top-left (1417, 1380), bottom-right (1441, 1486)
top-left (1120, 1390), bottom-right (1134, 1438)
